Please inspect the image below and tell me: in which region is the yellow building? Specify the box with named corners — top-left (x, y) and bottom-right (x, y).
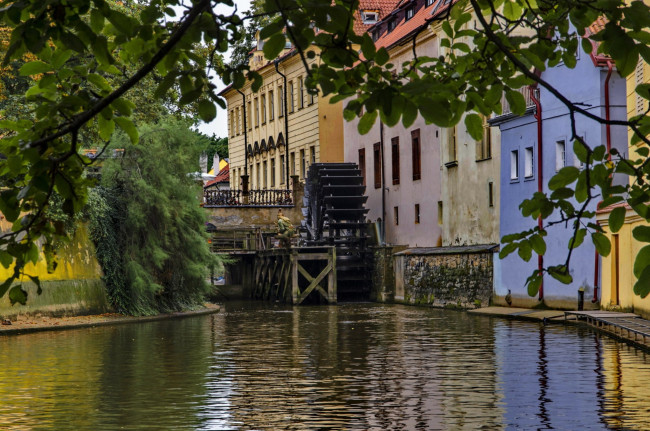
top-left (220, 36), bottom-right (344, 192)
top-left (596, 58), bottom-right (650, 318)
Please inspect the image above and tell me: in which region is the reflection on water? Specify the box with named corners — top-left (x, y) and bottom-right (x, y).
top-left (0, 302), bottom-right (649, 430)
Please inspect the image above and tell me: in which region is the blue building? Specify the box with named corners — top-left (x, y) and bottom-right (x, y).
top-left (493, 49), bottom-right (627, 309)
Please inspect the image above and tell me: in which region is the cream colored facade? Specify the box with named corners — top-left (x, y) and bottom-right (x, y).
top-left (222, 44), bottom-right (344, 191)
top-left (433, 16), bottom-right (501, 247)
top-left (597, 58), bottom-right (650, 318)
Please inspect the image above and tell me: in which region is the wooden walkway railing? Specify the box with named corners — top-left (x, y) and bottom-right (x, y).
top-left (565, 310), bottom-right (650, 349)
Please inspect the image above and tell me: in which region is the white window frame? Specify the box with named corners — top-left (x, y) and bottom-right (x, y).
top-left (510, 150), bottom-right (519, 180)
top-left (555, 139), bottom-right (566, 172)
top-left (524, 147), bottom-right (534, 178)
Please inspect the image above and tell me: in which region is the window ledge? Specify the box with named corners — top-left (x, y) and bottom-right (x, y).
top-left (445, 161), bottom-right (458, 168)
top-left (510, 178), bottom-right (520, 183)
top-left (524, 176), bottom-right (535, 182)
top-left (475, 157), bottom-right (492, 163)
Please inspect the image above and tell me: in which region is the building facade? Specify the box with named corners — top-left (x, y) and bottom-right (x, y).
top-left (494, 46), bottom-right (628, 308)
top-left (344, 0), bottom-right (443, 247)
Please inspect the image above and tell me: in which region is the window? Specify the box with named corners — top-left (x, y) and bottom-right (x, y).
top-left (230, 110), bottom-right (235, 137)
top-left (414, 204), bottom-right (420, 224)
top-left (298, 76), bottom-right (304, 109)
top-left (263, 160), bottom-right (268, 188)
top-left (247, 101), bottom-right (252, 130)
top-left (438, 201), bottom-right (443, 225)
top-left (271, 158), bottom-right (276, 187)
top-left (269, 90), bottom-right (274, 120)
top-left (278, 86), bottom-right (284, 117)
top-left (425, 0), bottom-right (434, 6)
top-left (510, 150), bottom-right (519, 180)
top-left (394, 206), bottom-right (399, 225)
top-left (411, 129), bottom-right (421, 181)
top-left (256, 162), bottom-right (261, 188)
top-left (488, 182), bottom-right (494, 207)
top-left (373, 142), bottom-right (381, 189)
top-left (405, 6), bottom-right (414, 20)
top-left (391, 137), bottom-right (400, 185)
top-left (525, 147), bottom-right (534, 178)
top-left (290, 151), bottom-right (296, 175)
top-left (280, 155), bottom-right (286, 184)
top-left (476, 116), bottom-right (492, 160)
top-left (359, 148), bottom-right (366, 186)
top-left (254, 98), bottom-right (259, 127)
top-left (289, 80), bottom-right (294, 113)
top-left (361, 10), bottom-right (378, 24)
top-left (555, 140), bottom-right (566, 171)
top-left (235, 107), bottom-right (239, 135)
top-left (387, 19), bottom-right (396, 33)
top-left (261, 94), bottom-right (266, 124)
top-left (310, 146), bottom-right (316, 164)
top-left (448, 126), bottom-right (457, 163)
top-left (300, 149), bottom-right (306, 179)
top-left (308, 88), bottom-right (315, 105)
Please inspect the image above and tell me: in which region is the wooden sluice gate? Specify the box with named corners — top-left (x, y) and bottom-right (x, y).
top-left (251, 246), bottom-right (337, 305)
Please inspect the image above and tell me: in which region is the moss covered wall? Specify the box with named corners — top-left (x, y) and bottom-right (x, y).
top-left (394, 247), bottom-right (495, 309)
top-left (0, 222), bottom-right (110, 318)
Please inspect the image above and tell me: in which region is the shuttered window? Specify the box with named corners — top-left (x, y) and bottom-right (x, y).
top-left (392, 137), bottom-right (400, 185)
top-left (411, 129), bottom-right (421, 181)
top-left (359, 148), bottom-right (366, 186)
top-left (373, 143), bottom-right (381, 189)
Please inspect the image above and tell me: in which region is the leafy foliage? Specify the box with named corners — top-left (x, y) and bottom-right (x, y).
top-left (3, 0), bottom-right (650, 298)
top-left (91, 118), bottom-right (219, 315)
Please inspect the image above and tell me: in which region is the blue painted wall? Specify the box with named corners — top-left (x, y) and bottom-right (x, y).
top-left (496, 52), bottom-right (628, 308)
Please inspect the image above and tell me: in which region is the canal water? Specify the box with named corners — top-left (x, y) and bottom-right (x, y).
top-left (1, 302), bottom-right (650, 430)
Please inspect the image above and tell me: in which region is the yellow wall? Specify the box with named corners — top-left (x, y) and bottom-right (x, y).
top-left (597, 56), bottom-right (650, 317)
top-left (223, 44), bottom-right (344, 191)
top-left (0, 220), bottom-right (109, 317)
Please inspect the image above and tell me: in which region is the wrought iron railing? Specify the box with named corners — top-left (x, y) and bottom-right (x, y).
top-left (204, 189), bottom-right (293, 206)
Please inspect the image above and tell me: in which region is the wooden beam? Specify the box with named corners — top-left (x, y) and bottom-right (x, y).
top-left (296, 262), bottom-right (333, 304)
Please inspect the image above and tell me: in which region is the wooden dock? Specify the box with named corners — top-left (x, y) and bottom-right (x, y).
top-left (251, 246), bottom-right (337, 305)
top-left (565, 310), bottom-right (650, 349)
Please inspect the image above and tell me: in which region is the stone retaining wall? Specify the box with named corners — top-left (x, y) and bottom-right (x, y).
top-left (394, 246), bottom-right (497, 309)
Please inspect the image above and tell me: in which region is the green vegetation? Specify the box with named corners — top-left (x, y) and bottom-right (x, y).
top-left (90, 118), bottom-right (219, 315)
top-left (2, 0), bottom-right (650, 299)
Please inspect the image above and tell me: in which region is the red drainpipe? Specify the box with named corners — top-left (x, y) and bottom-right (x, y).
top-left (530, 86), bottom-right (544, 301)
top-left (593, 60), bottom-right (614, 303)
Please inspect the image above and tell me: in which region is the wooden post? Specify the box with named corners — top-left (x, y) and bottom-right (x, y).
top-left (291, 250), bottom-right (299, 304)
top-left (328, 247), bottom-right (337, 304)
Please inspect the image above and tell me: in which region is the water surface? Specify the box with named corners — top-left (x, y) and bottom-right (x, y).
top-left (1, 302), bottom-right (649, 430)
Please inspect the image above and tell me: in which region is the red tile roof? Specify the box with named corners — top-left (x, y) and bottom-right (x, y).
top-left (354, 0), bottom-right (403, 35)
top-left (204, 164), bottom-right (230, 188)
top-left (373, 0), bottom-right (451, 51)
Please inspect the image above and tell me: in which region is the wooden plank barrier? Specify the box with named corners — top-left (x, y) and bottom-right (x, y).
top-left (251, 247), bottom-right (337, 304)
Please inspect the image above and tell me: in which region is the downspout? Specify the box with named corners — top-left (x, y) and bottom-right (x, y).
top-left (530, 86), bottom-right (544, 301)
top-left (593, 60), bottom-right (614, 303)
top-left (275, 60), bottom-right (290, 192)
top-left (236, 89), bottom-right (248, 178)
top-left (380, 121), bottom-right (386, 245)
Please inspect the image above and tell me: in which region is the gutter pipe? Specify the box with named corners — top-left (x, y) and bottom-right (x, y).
top-left (530, 86), bottom-right (544, 301)
top-left (380, 121), bottom-right (386, 245)
top-left (236, 89), bottom-right (248, 178)
top-left (274, 60), bottom-right (291, 192)
top-left (593, 60), bottom-right (614, 303)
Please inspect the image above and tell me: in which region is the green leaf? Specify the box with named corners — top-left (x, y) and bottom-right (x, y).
top-left (633, 225), bottom-right (650, 243)
top-left (573, 139), bottom-right (589, 163)
top-left (27, 275), bottom-right (42, 295)
top-left (505, 89), bottom-right (526, 115)
top-left (198, 100), bottom-right (217, 122)
top-left (548, 166), bottom-right (580, 190)
top-left (634, 245), bottom-right (650, 278)
top-left (19, 61), bottom-right (52, 76)
top-left (569, 228), bottom-right (587, 249)
top-left (0, 277), bottom-right (13, 298)
top-left (503, 1), bottom-right (523, 21)
top-left (90, 9), bottom-right (105, 32)
top-left (358, 111), bottom-right (377, 135)
top-left (634, 265), bottom-right (650, 298)
top-left (464, 113), bottom-right (483, 141)
top-left (263, 33), bottom-right (286, 60)
top-left (609, 206), bottom-right (626, 233)
top-left (592, 232), bottom-right (611, 257)
top-left (361, 33), bottom-right (376, 61)
top-left (375, 48), bottom-right (389, 66)
top-left (0, 250), bottom-right (13, 269)
top-left (8, 285), bottom-right (27, 305)
top-left (518, 240), bottom-right (532, 261)
top-left (526, 273), bottom-right (542, 297)
top-left (548, 266), bottom-right (573, 284)
top-left (98, 115), bottom-right (115, 141)
top-left (115, 117), bottom-right (139, 144)
top-left (530, 234), bottom-right (546, 255)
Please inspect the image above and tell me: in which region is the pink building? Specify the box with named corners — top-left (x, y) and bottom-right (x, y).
top-left (344, 0), bottom-right (443, 247)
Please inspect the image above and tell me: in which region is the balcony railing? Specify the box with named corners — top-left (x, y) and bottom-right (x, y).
top-left (204, 189), bottom-right (293, 207)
